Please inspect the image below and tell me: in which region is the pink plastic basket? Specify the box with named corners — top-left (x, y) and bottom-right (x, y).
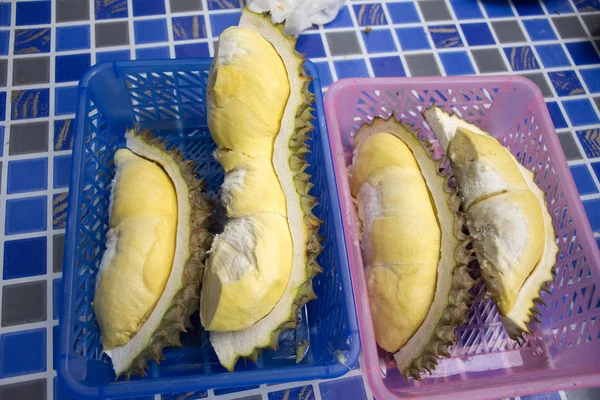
top-left (324, 75), bottom-right (600, 400)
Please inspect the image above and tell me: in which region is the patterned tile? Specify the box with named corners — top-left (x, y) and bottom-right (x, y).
top-left (11, 89), bottom-right (50, 120)
top-left (172, 15), bottom-right (207, 40)
top-left (576, 129), bottom-right (600, 158)
top-left (353, 4), bottom-right (387, 26)
top-left (548, 71), bottom-right (586, 96)
top-left (54, 119), bottom-right (74, 151)
top-left (268, 385), bottom-right (315, 400)
top-left (573, 0), bottom-right (600, 12)
top-left (95, 0), bottom-right (128, 20)
top-left (504, 46), bottom-right (540, 70)
top-left (161, 390), bottom-right (208, 399)
top-left (53, 192), bottom-right (68, 230)
top-left (429, 25), bottom-right (463, 48)
top-left (14, 28), bottom-right (51, 54)
top-left (207, 0), bottom-right (240, 10)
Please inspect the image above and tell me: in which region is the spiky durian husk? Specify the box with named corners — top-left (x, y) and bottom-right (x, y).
top-left (119, 129), bottom-right (213, 379)
top-left (210, 10), bottom-right (323, 370)
top-left (401, 139), bottom-right (476, 380)
top-left (352, 117), bottom-right (476, 381)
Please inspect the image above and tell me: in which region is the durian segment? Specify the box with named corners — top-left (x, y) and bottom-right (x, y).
top-left (202, 21), bottom-right (294, 333)
top-left (207, 9), bottom-right (322, 371)
top-left (352, 118), bottom-right (474, 380)
top-left (221, 156), bottom-right (287, 218)
top-left (207, 27), bottom-right (290, 159)
top-left (95, 129), bottom-right (212, 378)
top-left (357, 163), bottom-right (440, 353)
top-left (424, 106), bottom-right (559, 341)
top-left (466, 190), bottom-right (544, 315)
top-left (94, 149), bottom-right (177, 349)
top-left (201, 213), bottom-right (293, 331)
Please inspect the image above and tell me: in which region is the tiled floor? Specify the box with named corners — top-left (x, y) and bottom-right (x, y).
top-left (0, 0), bottom-right (599, 399)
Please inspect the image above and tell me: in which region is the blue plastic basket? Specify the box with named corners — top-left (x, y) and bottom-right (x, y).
top-left (58, 58), bottom-right (360, 399)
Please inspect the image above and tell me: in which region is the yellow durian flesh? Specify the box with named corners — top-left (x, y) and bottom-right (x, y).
top-left (201, 213), bottom-right (292, 331)
top-left (201, 22), bottom-right (294, 333)
top-left (357, 164), bottom-right (440, 353)
top-left (350, 132), bottom-right (419, 197)
top-left (207, 26), bottom-right (290, 158)
top-left (466, 190), bottom-right (544, 315)
top-left (94, 149), bottom-right (177, 349)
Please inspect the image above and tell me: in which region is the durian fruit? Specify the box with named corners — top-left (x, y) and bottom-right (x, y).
top-left (351, 118), bottom-right (475, 380)
top-left (424, 107), bottom-right (559, 341)
top-left (202, 8), bottom-right (322, 371)
top-left (93, 129), bottom-right (212, 378)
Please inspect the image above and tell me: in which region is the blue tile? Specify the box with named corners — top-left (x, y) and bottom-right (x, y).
top-left (213, 386), bottom-right (258, 396)
top-left (16, 1), bottom-right (51, 25)
top-left (571, 165), bottom-right (599, 196)
top-left (548, 71), bottom-right (585, 96)
top-left (210, 12), bottom-right (241, 37)
top-left (175, 42), bottom-right (209, 59)
top-left (55, 53), bottom-right (91, 83)
top-left (335, 59), bottom-right (369, 79)
top-left (268, 385), bottom-right (315, 400)
top-left (11, 89), bottom-right (50, 120)
top-left (504, 46), bottom-right (540, 70)
top-left (53, 278), bottom-right (61, 320)
top-left (207, 0), bottom-right (241, 10)
top-left (396, 27), bottom-right (430, 51)
top-left (96, 49), bottom-right (130, 63)
top-left (53, 192), bottom-right (68, 229)
top-left (320, 376), bottom-right (367, 400)
top-left (325, 5), bottom-right (354, 28)
top-left (0, 30), bottom-right (8, 55)
top-left (370, 56), bottom-right (405, 77)
top-left (95, 0), bottom-right (128, 20)
top-left (54, 119), bottom-right (74, 151)
top-left (451, 0), bottom-right (484, 19)
top-left (134, 18), bottom-right (168, 44)
top-left (297, 34), bottom-right (326, 58)
top-left (387, 2), bottom-right (420, 24)
top-left (461, 22), bottom-right (495, 46)
top-left (3, 236), bottom-right (47, 280)
top-left (362, 29), bottom-right (396, 53)
top-left (583, 198), bottom-right (600, 233)
top-left (581, 68), bottom-right (600, 93)
top-left (536, 44), bottom-right (570, 68)
top-left (566, 42), bottom-right (600, 66)
top-left (0, 126), bottom-right (4, 156)
top-left (353, 4), bottom-right (387, 26)
top-left (7, 158), bottom-right (48, 194)
top-left (429, 25), bottom-right (463, 48)
top-left (546, 101), bottom-right (568, 129)
top-left (0, 3), bottom-right (11, 26)
top-left (573, 0), bottom-right (600, 12)
top-left (136, 46), bottom-right (170, 60)
top-left (5, 196), bottom-right (47, 234)
top-left (440, 52), bottom-right (475, 76)
top-left (543, 0), bottom-right (574, 14)
top-left (576, 129), bottom-right (600, 158)
top-left (314, 61), bottom-right (333, 87)
top-left (482, 0), bottom-right (514, 17)
top-left (520, 393), bottom-right (562, 400)
top-left (132, 0), bottom-right (165, 16)
top-left (54, 154), bottom-right (72, 189)
top-left (55, 86), bottom-right (78, 116)
top-left (0, 92), bottom-right (5, 121)
top-left (56, 25), bottom-right (90, 51)
top-left (523, 19), bottom-right (557, 41)
top-left (513, 0), bottom-right (545, 16)
top-left (162, 391), bottom-right (207, 399)
top-left (53, 325), bottom-right (59, 371)
top-left (172, 15), bottom-right (207, 41)
top-left (14, 28), bottom-right (51, 54)
top-left (593, 162), bottom-right (600, 181)
top-left (564, 99), bottom-right (600, 126)
top-left (0, 329), bottom-right (46, 378)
